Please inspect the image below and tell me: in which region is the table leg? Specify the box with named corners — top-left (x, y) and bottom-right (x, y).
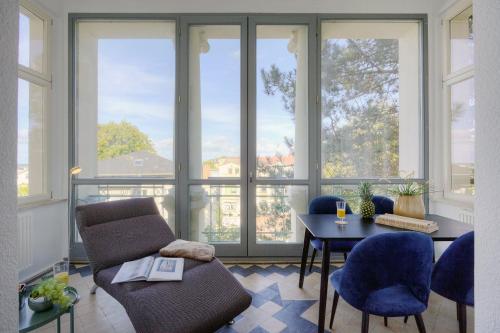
top-left (70, 306), bottom-right (75, 333)
top-left (318, 239), bottom-right (330, 333)
top-left (299, 229), bottom-right (311, 288)
top-left (57, 316), bottom-right (61, 333)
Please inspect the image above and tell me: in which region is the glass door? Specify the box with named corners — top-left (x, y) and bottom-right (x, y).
top-left (182, 17), bottom-right (248, 256)
top-left (247, 17), bottom-right (316, 256)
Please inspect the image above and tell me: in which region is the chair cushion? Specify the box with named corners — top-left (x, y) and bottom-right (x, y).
top-left (95, 257), bottom-right (252, 333)
top-left (364, 285), bottom-right (427, 316)
top-left (310, 238), bottom-right (357, 252)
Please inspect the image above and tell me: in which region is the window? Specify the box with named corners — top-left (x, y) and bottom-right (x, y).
top-left (443, 4), bottom-right (475, 197)
top-left (72, 19), bottom-right (178, 251)
top-left (320, 21), bottom-right (423, 180)
top-left (17, 2), bottom-right (51, 199)
top-left (76, 20), bottom-right (176, 179)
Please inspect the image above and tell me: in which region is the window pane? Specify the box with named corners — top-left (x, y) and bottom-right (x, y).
top-left (76, 21), bottom-right (176, 178)
top-left (75, 184), bottom-right (175, 233)
top-left (256, 25), bottom-right (308, 179)
top-left (450, 6), bottom-right (474, 73)
top-left (321, 21), bottom-right (422, 179)
top-left (19, 7), bottom-right (44, 72)
top-left (451, 78), bottom-right (475, 195)
top-left (321, 184), bottom-right (396, 214)
top-left (189, 185), bottom-right (241, 244)
top-left (256, 185), bottom-right (307, 243)
top-left (188, 25), bottom-right (241, 179)
top-left (18, 79), bottom-right (44, 197)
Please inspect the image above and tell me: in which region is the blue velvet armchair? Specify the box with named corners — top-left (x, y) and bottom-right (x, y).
top-left (308, 196), bottom-right (355, 272)
top-left (431, 231), bottom-right (474, 333)
top-left (372, 195), bottom-right (394, 214)
top-left (329, 232), bottom-right (434, 333)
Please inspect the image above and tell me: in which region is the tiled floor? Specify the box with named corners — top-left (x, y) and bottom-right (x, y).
top-left (32, 263), bottom-right (474, 333)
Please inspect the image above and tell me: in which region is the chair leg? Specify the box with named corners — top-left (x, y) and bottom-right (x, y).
top-left (361, 312), bottom-right (369, 333)
top-left (329, 291), bottom-right (339, 329)
top-left (414, 314), bottom-right (426, 333)
top-left (343, 252), bottom-right (348, 262)
top-left (384, 317), bottom-right (388, 327)
top-left (90, 284), bottom-right (98, 295)
top-left (309, 249), bottom-right (317, 273)
top-left (457, 303), bottom-right (467, 333)
top-left (404, 315), bottom-right (408, 323)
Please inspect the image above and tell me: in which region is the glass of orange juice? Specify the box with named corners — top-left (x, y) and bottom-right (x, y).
top-left (53, 259), bottom-right (69, 285)
top-left (336, 201), bottom-right (347, 225)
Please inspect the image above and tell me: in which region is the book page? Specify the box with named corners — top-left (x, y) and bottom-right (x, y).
top-left (111, 256), bottom-right (155, 284)
top-left (147, 257), bottom-right (184, 282)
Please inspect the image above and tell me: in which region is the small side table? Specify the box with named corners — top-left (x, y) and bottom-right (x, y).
top-left (19, 286), bottom-right (80, 333)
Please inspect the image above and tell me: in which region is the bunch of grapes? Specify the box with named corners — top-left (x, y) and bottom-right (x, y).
top-left (30, 278), bottom-right (71, 310)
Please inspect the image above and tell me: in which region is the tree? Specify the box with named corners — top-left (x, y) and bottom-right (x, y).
top-left (97, 121), bottom-right (156, 160)
top-left (262, 38), bottom-right (400, 179)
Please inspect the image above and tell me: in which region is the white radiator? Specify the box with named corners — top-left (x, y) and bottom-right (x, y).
top-left (17, 212), bottom-right (33, 271)
top-left (458, 210), bottom-right (475, 225)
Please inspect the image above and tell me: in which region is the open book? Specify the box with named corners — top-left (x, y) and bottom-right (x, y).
top-left (112, 256), bottom-right (184, 284)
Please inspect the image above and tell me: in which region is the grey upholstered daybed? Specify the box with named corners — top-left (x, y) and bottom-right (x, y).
top-left (75, 197), bottom-right (251, 333)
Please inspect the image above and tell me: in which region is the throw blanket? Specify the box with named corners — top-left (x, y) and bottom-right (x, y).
top-left (159, 240), bottom-right (215, 262)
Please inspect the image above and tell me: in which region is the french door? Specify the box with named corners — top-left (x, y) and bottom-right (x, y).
top-left (182, 16), bottom-right (317, 256)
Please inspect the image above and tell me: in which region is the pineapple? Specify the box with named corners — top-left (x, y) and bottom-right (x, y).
top-left (358, 182), bottom-right (376, 218)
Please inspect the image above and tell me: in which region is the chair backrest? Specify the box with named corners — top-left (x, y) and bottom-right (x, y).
top-left (309, 195), bottom-right (353, 214)
top-left (372, 195), bottom-right (394, 214)
top-left (76, 197), bottom-right (175, 274)
top-left (338, 232), bottom-right (433, 310)
top-left (431, 231), bottom-right (474, 306)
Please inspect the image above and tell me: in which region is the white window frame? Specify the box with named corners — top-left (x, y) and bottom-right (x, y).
top-left (441, 0), bottom-right (474, 203)
top-left (17, 0), bottom-right (52, 205)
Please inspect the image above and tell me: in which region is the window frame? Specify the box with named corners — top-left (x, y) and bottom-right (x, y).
top-left (441, 0), bottom-right (475, 202)
top-left (317, 15), bottom-right (429, 202)
top-left (17, 0), bottom-right (52, 205)
top-left (68, 13), bottom-right (428, 259)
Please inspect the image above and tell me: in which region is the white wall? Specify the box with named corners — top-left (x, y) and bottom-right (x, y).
top-left (475, 0), bottom-right (500, 331)
top-left (0, 1), bottom-right (19, 331)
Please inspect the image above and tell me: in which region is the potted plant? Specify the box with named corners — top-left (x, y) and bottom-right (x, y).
top-left (28, 278), bottom-right (71, 312)
top-left (358, 182), bottom-right (375, 219)
top-left (389, 182), bottom-right (427, 219)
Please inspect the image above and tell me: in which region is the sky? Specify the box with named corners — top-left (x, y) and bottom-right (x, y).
top-left (17, 19), bottom-right (475, 168)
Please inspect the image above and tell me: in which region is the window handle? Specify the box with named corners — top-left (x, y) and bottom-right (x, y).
top-left (249, 172), bottom-right (253, 183)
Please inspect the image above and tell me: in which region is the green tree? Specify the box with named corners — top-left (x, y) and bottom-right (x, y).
top-left (262, 38), bottom-right (400, 178)
top-left (97, 121), bottom-right (156, 160)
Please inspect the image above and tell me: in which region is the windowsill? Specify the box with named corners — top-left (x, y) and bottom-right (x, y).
top-left (18, 198), bottom-right (67, 211)
top-left (430, 196), bottom-right (474, 210)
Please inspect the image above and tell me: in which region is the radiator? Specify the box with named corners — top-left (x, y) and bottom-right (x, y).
top-left (17, 212), bottom-right (33, 271)
top-left (458, 210), bottom-right (475, 225)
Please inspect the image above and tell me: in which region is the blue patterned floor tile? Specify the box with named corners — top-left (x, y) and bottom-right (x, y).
top-left (249, 326), bottom-right (270, 333)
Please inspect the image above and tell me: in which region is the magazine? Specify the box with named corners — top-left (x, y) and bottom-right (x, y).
top-left (111, 256), bottom-right (184, 284)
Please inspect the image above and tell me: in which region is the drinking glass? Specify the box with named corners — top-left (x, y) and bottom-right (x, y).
top-left (53, 259), bottom-right (69, 285)
top-left (336, 201), bottom-right (347, 225)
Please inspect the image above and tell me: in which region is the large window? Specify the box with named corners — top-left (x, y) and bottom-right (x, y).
top-left (320, 21), bottom-right (423, 180)
top-left (17, 2), bottom-right (51, 200)
top-left (70, 15), bottom-right (426, 258)
top-left (76, 21), bottom-right (176, 179)
top-left (443, 4), bottom-right (475, 197)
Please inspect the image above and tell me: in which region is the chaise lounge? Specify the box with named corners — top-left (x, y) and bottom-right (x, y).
top-left (75, 197), bottom-right (251, 333)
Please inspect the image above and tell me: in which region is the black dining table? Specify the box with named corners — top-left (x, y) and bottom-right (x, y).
top-left (297, 213), bottom-right (474, 333)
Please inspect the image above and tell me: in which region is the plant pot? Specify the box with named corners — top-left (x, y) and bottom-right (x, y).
top-left (394, 195), bottom-right (425, 219)
top-left (28, 296), bottom-right (53, 313)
